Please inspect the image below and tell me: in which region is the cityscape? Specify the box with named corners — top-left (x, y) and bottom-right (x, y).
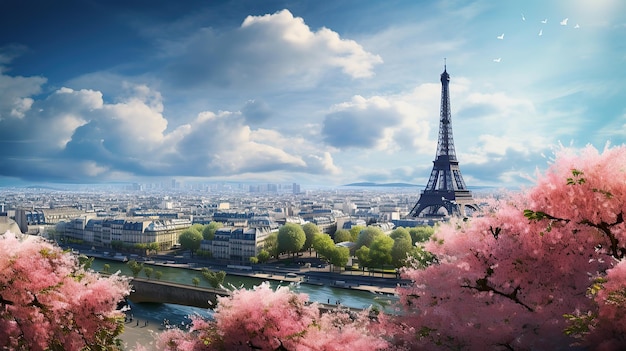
top-left (2, 1), bottom-right (625, 350)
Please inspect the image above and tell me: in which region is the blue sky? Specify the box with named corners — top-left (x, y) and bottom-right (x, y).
top-left (1, 0), bottom-right (624, 188)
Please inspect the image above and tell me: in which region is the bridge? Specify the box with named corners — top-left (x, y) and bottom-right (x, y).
top-left (127, 277), bottom-right (366, 313)
top-left (128, 277), bottom-right (230, 308)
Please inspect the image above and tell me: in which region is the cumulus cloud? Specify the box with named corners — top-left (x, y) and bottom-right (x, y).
top-left (322, 91), bottom-right (434, 154)
top-left (0, 69), bottom-right (339, 182)
top-left (0, 67), bottom-right (46, 121)
top-left (163, 9), bottom-right (382, 89)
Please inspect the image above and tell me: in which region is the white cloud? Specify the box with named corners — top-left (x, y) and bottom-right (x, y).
top-left (162, 9), bottom-right (382, 89)
top-left (0, 67), bottom-right (46, 120)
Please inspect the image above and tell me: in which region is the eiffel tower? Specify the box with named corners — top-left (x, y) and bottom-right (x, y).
top-left (410, 65), bottom-right (478, 218)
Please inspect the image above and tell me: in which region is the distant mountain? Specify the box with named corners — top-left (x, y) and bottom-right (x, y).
top-left (343, 182), bottom-right (420, 187)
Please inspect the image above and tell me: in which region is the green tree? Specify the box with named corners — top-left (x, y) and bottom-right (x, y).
top-left (391, 235), bottom-right (413, 268)
top-left (312, 233), bottom-right (335, 261)
top-left (369, 235), bottom-right (394, 269)
top-left (355, 246), bottom-right (371, 271)
top-left (202, 221), bottom-right (223, 241)
top-left (277, 223), bottom-right (306, 258)
top-left (179, 228), bottom-right (203, 256)
top-left (349, 225), bottom-right (365, 242)
top-left (192, 277), bottom-right (200, 287)
top-left (302, 222), bottom-right (321, 253)
top-left (263, 232), bottom-right (279, 258)
top-left (328, 246), bottom-right (350, 268)
top-left (127, 259), bottom-right (144, 277)
top-left (102, 263), bottom-right (110, 273)
top-left (143, 266), bottom-right (154, 279)
top-left (155, 270), bottom-right (163, 280)
top-left (147, 242), bottom-right (159, 254)
top-left (390, 227), bottom-right (411, 242)
top-left (201, 267), bottom-right (226, 288)
top-left (408, 226), bottom-right (434, 245)
top-left (249, 256), bottom-right (259, 264)
top-left (355, 226), bottom-right (384, 250)
top-left (333, 229), bottom-right (352, 243)
top-left (257, 249), bottom-right (271, 263)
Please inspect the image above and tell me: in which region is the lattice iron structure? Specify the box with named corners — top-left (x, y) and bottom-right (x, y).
top-left (410, 66), bottom-right (479, 218)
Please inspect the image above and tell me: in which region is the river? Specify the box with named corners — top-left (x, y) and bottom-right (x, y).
top-left (91, 258), bottom-right (399, 327)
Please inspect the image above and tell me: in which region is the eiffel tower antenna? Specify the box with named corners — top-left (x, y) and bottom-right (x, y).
top-left (409, 65), bottom-right (479, 218)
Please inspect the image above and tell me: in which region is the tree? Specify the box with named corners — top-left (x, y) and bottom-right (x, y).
top-left (143, 266), bottom-right (153, 280)
top-left (395, 145), bottom-right (626, 350)
top-left (328, 246), bottom-right (350, 268)
top-left (192, 277), bottom-right (200, 287)
top-left (249, 256), bottom-right (259, 264)
top-left (201, 267), bottom-right (226, 288)
top-left (263, 232), bottom-right (279, 259)
top-left (146, 242), bottom-right (159, 254)
top-left (349, 225), bottom-right (365, 242)
top-left (334, 228), bottom-right (352, 243)
top-left (313, 233), bottom-right (349, 269)
top-left (391, 234), bottom-right (413, 268)
top-left (154, 270), bottom-right (163, 280)
top-left (103, 263), bottom-right (110, 273)
top-left (155, 282), bottom-right (389, 351)
top-left (277, 223), bottom-right (306, 257)
top-left (408, 225), bottom-right (434, 245)
top-left (202, 221), bottom-right (223, 241)
top-left (178, 228), bottom-right (203, 255)
top-left (355, 226), bottom-right (384, 250)
top-left (312, 233), bottom-right (335, 261)
top-left (368, 235), bottom-right (394, 269)
top-left (256, 249), bottom-right (270, 263)
top-left (390, 227), bottom-right (411, 242)
top-left (127, 259), bottom-right (144, 277)
top-left (355, 246), bottom-right (371, 271)
top-left (0, 232), bottom-right (130, 351)
top-left (302, 222), bottom-right (321, 253)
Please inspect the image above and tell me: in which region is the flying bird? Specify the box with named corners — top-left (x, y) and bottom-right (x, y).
top-left (538, 29), bottom-right (543, 36)
top-left (560, 18), bottom-right (569, 25)
top-left (574, 23), bottom-right (580, 29)
top-left (497, 33), bottom-right (504, 40)
top-left (541, 18), bottom-right (548, 24)
top-left (521, 13), bottom-right (526, 21)
top-left (493, 58), bottom-right (501, 63)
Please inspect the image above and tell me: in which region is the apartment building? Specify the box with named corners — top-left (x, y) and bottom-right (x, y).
top-left (62, 217), bottom-right (191, 250)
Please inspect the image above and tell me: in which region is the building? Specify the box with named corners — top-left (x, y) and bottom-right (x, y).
top-left (201, 226), bottom-right (275, 263)
top-left (15, 207), bottom-right (88, 234)
top-left (61, 217), bottom-right (192, 250)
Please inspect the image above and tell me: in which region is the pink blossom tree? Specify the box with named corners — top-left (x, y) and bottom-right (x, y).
top-left (0, 232), bottom-right (131, 351)
top-left (394, 145), bottom-right (626, 350)
top-left (156, 282), bottom-right (390, 351)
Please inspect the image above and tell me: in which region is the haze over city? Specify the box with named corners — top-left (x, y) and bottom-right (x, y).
top-left (1, 0), bottom-right (624, 188)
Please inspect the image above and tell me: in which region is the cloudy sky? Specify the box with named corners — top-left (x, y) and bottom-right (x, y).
top-left (1, 0), bottom-right (624, 188)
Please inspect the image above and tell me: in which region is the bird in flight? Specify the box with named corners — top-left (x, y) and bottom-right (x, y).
top-left (521, 13), bottom-right (526, 21)
top-left (497, 33), bottom-right (504, 40)
top-left (493, 58), bottom-right (501, 63)
top-left (541, 18), bottom-right (548, 24)
top-left (538, 29), bottom-right (543, 36)
top-left (574, 23), bottom-right (580, 29)
top-left (560, 18), bottom-right (569, 25)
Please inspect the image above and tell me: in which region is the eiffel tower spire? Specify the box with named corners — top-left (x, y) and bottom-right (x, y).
top-left (410, 65), bottom-right (479, 217)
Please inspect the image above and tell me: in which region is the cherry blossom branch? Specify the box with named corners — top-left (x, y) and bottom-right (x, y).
top-left (462, 276), bottom-right (534, 312)
top-left (525, 210), bottom-right (625, 259)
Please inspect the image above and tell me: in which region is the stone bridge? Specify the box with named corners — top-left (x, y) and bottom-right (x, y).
top-left (126, 277), bottom-right (363, 314)
top-left (128, 277), bottom-right (230, 309)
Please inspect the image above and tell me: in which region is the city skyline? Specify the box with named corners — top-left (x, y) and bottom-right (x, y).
top-left (1, 0), bottom-right (624, 189)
